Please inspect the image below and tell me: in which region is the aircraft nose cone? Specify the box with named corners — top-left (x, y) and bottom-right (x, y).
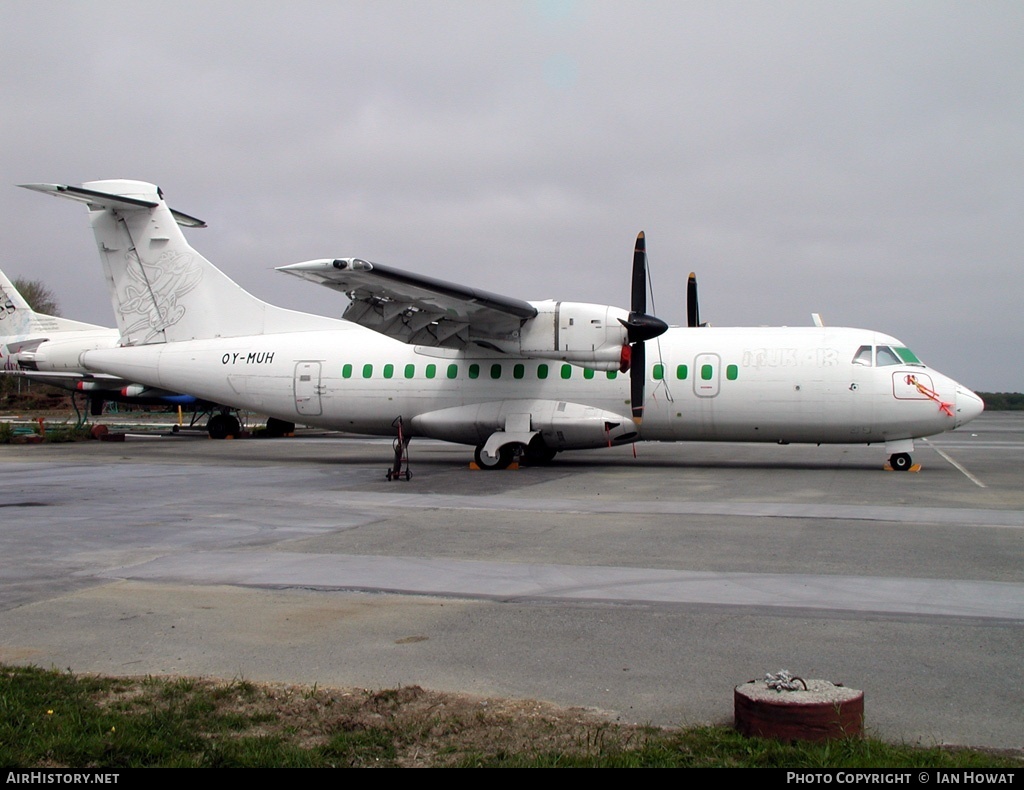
top-left (955, 386), bottom-right (985, 427)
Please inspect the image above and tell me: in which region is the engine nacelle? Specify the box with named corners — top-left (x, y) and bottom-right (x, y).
top-left (494, 301), bottom-right (629, 371)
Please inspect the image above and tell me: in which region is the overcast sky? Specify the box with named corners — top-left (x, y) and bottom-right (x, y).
top-left (1, 1), bottom-right (1020, 391)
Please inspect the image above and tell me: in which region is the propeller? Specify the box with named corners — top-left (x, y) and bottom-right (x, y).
top-left (619, 232), bottom-right (668, 424)
top-left (687, 271), bottom-right (700, 328)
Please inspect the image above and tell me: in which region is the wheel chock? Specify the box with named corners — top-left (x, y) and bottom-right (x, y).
top-left (883, 463), bottom-right (922, 472)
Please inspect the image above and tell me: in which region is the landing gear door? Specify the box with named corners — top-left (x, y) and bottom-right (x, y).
top-left (294, 361), bottom-right (323, 416)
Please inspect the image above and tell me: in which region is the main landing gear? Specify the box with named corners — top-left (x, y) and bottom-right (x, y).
top-left (264, 417), bottom-right (296, 437)
top-left (474, 443), bottom-right (515, 470)
top-left (473, 438), bottom-right (558, 470)
top-left (206, 411), bottom-right (241, 439)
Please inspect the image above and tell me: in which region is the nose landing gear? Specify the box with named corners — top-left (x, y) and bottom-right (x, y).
top-left (888, 452), bottom-right (913, 471)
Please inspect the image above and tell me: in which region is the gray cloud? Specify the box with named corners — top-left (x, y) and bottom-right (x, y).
top-left (2, 0), bottom-right (1020, 389)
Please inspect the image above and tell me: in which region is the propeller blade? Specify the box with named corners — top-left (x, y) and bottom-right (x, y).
top-left (632, 232), bottom-right (647, 315)
top-left (624, 231), bottom-right (668, 423)
top-left (630, 341), bottom-right (646, 423)
top-left (621, 231), bottom-right (668, 344)
top-left (687, 271), bottom-right (699, 328)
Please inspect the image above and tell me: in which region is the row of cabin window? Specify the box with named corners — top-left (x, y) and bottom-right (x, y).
top-left (339, 362), bottom-right (739, 381)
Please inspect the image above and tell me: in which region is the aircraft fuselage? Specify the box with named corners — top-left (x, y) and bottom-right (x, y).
top-left (82, 322), bottom-right (982, 451)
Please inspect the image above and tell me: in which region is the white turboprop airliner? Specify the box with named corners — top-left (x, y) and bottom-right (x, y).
top-left (22, 179), bottom-right (983, 470)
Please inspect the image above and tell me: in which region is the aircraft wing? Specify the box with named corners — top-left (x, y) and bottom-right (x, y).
top-left (277, 258), bottom-right (538, 348)
top-left (2, 370), bottom-right (131, 392)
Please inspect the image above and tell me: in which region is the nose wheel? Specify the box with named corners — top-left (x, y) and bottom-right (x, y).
top-left (889, 452), bottom-right (912, 471)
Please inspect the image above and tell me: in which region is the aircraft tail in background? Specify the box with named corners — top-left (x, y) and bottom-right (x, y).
top-left (0, 267), bottom-right (105, 340)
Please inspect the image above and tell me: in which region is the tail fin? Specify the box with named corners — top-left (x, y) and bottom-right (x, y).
top-left (20, 180), bottom-right (339, 345)
top-left (0, 267), bottom-right (104, 340)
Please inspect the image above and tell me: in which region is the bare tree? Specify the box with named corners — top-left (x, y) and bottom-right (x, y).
top-left (12, 277), bottom-right (60, 316)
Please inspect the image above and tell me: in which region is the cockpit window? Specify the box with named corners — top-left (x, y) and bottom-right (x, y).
top-left (894, 346), bottom-right (923, 365)
top-left (852, 345), bottom-right (873, 366)
top-left (852, 345), bottom-right (924, 367)
top-left (875, 346), bottom-right (901, 366)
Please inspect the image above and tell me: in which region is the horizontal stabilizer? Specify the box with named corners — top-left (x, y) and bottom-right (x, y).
top-left (19, 183), bottom-right (207, 228)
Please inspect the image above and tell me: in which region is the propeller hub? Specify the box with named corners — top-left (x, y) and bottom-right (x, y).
top-left (620, 313), bottom-right (669, 344)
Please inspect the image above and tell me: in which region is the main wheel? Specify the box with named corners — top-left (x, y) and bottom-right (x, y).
top-left (524, 438), bottom-right (558, 464)
top-left (223, 414), bottom-right (241, 437)
top-left (265, 417), bottom-right (295, 437)
top-left (208, 413), bottom-right (241, 439)
top-left (207, 413), bottom-right (228, 439)
top-left (474, 444), bottom-right (514, 470)
top-left (890, 452), bottom-right (912, 471)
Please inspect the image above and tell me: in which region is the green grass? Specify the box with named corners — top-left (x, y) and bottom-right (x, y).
top-left (1, 664), bottom-right (1020, 768)
top-left (453, 728), bottom-right (1018, 768)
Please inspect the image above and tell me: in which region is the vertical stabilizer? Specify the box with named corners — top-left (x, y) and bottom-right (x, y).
top-left (21, 181), bottom-right (340, 344)
top-left (0, 267), bottom-right (104, 339)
